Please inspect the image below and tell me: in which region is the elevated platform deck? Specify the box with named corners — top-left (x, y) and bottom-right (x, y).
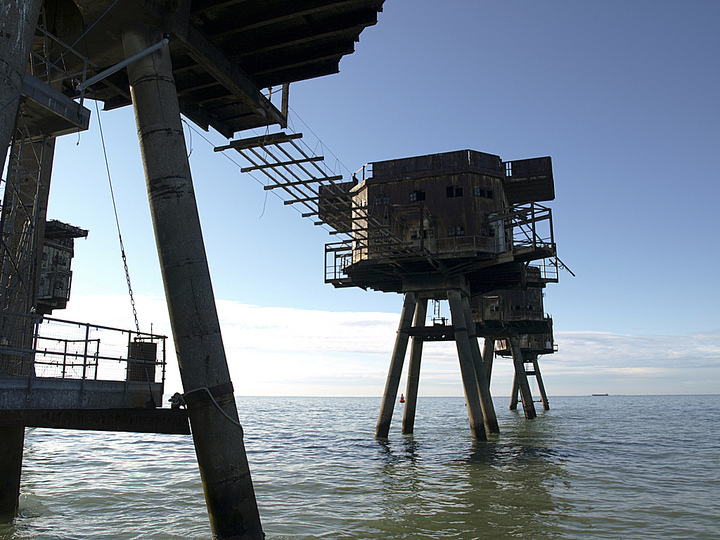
top-left (0, 314), bottom-right (187, 434)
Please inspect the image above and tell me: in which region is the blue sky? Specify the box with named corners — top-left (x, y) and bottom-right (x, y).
top-left (48, 1), bottom-right (720, 397)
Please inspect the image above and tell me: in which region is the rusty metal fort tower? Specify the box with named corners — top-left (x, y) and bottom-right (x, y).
top-left (216, 145), bottom-right (563, 441)
top-left (0, 1), bottom-right (385, 537)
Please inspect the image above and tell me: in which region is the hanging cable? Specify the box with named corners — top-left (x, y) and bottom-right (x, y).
top-left (94, 100), bottom-right (140, 333)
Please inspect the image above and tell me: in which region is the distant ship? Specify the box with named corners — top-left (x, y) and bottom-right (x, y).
top-left (592, 393), bottom-right (609, 396)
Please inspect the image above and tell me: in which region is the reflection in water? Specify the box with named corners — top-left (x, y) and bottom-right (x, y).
top-left (368, 411), bottom-right (572, 539)
top-left (7, 397), bottom-right (716, 539)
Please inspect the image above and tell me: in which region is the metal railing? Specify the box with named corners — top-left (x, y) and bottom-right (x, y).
top-left (30, 24), bottom-right (96, 90)
top-left (489, 202), bottom-right (555, 254)
top-left (0, 312), bottom-right (167, 387)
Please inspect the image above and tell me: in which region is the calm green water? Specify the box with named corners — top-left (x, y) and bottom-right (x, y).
top-left (1, 395), bottom-right (719, 539)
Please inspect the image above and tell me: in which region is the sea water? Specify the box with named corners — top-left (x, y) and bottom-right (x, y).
top-left (1, 395), bottom-right (719, 539)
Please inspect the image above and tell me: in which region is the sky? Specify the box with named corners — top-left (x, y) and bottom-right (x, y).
top-left (42, 0), bottom-right (720, 398)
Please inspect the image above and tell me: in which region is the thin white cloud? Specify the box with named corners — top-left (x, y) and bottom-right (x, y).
top-left (58, 294), bottom-right (720, 397)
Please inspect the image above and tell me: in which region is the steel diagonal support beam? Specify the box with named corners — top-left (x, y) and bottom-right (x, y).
top-left (531, 355), bottom-right (550, 410)
top-left (179, 26), bottom-right (286, 129)
top-left (509, 335), bottom-right (537, 419)
top-left (448, 290), bottom-right (486, 440)
top-left (401, 297), bottom-right (427, 435)
top-left (462, 295), bottom-right (499, 434)
top-left (482, 338), bottom-right (495, 383)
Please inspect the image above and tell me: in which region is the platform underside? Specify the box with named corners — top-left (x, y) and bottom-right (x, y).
top-left (0, 407), bottom-right (189, 434)
top-left (42, 0), bottom-right (385, 136)
top-left (407, 318), bottom-right (553, 342)
top-left (0, 376), bottom-right (189, 434)
top-left (342, 250), bottom-right (553, 295)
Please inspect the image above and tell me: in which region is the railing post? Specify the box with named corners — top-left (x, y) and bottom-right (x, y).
top-left (161, 338), bottom-right (167, 392)
top-left (62, 339), bottom-right (68, 378)
top-left (532, 203), bottom-right (537, 249)
top-left (81, 323), bottom-right (90, 380)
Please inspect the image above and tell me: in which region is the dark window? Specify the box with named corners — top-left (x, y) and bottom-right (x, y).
top-left (448, 226), bottom-right (456, 236)
top-left (410, 190), bottom-right (426, 202)
top-left (456, 226), bottom-right (465, 236)
top-left (455, 187), bottom-right (463, 197)
top-left (374, 195), bottom-right (389, 205)
top-left (446, 186), bottom-right (455, 198)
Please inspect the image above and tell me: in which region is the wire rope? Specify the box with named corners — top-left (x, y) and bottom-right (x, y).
top-left (94, 100), bottom-right (140, 333)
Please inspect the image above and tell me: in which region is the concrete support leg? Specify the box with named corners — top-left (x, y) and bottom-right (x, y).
top-left (482, 338), bottom-right (495, 384)
top-left (447, 290), bottom-right (486, 440)
top-left (509, 373), bottom-right (520, 410)
top-left (122, 24), bottom-right (262, 539)
top-left (532, 356), bottom-right (550, 410)
top-left (462, 296), bottom-right (499, 434)
top-left (509, 336), bottom-right (536, 419)
top-left (0, 426), bottom-right (24, 518)
top-left (376, 292), bottom-right (417, 438)
top-left (0, 0), bottom-right (43, 177)
top-left (402, 297), bottom-right (427, 435)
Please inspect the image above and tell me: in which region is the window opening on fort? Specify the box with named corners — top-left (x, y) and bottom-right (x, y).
top-left (410, 190), bottom-right (426, 202)
top-left (446, 186), bottom-right (463, 198)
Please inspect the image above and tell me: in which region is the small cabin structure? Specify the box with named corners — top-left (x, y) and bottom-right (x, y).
top-left (37, 220), bottom-right (88, 315)
top-left (323, 149), bottom-right (557, 294)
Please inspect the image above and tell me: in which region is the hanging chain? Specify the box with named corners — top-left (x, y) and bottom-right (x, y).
top-left (119, 235), bottom-right (139, 333)
top-left (95, 101), bottom-right (140, 333)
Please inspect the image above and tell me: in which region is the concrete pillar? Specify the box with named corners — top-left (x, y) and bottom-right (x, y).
top-left (0, 426), bottom-right (24, 517)
top-left (376, 292), bottom-right (417, 438)
top-left (509, 336), bottom-right (536, 419)
top-left (0, 0), bottom-right (43, 178)
top-left (461, 295), bottom-right (499, 434)
top-left (447, 290), bottom-right (486, 440)
top-left (0, 4), bottom-right (41, 515)
top-left (482, 338), bottom-right (495, 383)
top-left (122, 24), bottom-right (263, 539)
top-left (509, 372), bottom-right (520, 410)
top-left (531, 356), bottom-right (550, 410)
top-left (402, 297), bottom-right (427, 435)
